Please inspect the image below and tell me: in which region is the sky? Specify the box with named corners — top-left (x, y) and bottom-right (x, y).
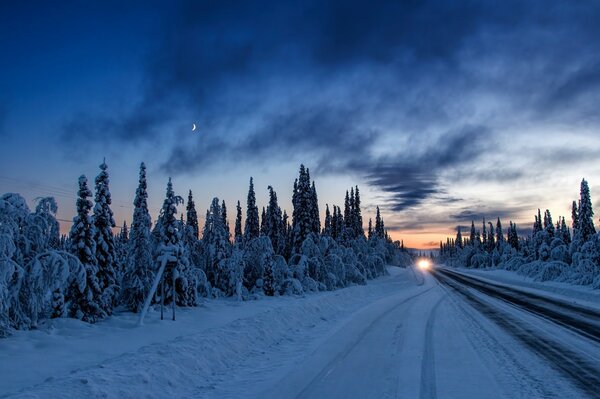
top-left (1, 1), bottom-right (600, 249)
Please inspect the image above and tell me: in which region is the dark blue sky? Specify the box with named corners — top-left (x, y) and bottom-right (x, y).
top-left (2, 1), bottom-right (600, 248)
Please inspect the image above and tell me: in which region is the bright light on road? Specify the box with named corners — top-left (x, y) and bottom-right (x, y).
top-left (417, 259), bottom-right (431, 270)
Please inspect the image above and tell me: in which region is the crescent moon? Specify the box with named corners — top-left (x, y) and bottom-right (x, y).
top-left (192, 123), bottom-right (197, 131)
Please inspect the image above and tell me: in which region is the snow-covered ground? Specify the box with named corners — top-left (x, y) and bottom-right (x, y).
top-left (2, 265), bottom-right (599, 398)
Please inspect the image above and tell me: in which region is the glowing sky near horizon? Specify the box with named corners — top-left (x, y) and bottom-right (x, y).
top-left (2, 1), bottom-right (600, 249)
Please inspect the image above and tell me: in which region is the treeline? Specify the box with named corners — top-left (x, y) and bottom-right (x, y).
top-left (440, 179), bottom-right (600, 288)
top-left (0, 162), bottom-right (410, 336)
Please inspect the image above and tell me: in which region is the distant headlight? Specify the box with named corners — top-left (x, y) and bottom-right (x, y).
top-left (417, 259), bottom-right (431, 270)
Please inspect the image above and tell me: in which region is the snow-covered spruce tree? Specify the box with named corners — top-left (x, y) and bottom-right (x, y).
top-left (186, 190), bottom-right (199, 239)
top-left (263, 256), bottom-right (275, 296)
top-left (92, 160), bottom-right (119, 315)
top-left (244, 177), bottom-right (260, 242)
top-left (266, 186), bottom-right (285, 255)
top-left (456, 227), bottom-right (463, 249)
top-left (354, 186), bottom-right (364, 238)
top-left (292, 165), bottom-right (316, 253)
top-left (260, 206), bottom-right (267, 236)
top-left (367, 218), bottom-right (373, 240)
top-left (572, 200), bottom-right (579, 236)
top-left (578, 179), bottom-right (595, 243)
top-left (33, 197), bottom-right (61, 250)
top-left (323, 204), bottom-right (332, 236)
top-left (121, 162), bottom-right (154, 313)
top-left (234, 200), bottom-right (243, 245)
top-left (470, 221), bottom-right (476, 246)
top-left (310, 181), bottom-right (321, 235)
top-left (496, 218), bottom-right (504, 249)
top-left (202, 197), bottom-right (232, 292)
top-left (68, 175), bottom-right (105, 323)
top-left (222, 200), bottom-right (231, 242)
top-left (156, 178), bottom-right (199, 306)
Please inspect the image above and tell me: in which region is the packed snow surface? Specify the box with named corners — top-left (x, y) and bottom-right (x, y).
top-left (2, 265), bottom-right (599, 398)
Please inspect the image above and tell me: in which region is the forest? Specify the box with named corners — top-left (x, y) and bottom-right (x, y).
top-left (440, 179), bottom-right (600, 289)
top-left (0, 162), bottom-right (410, 337)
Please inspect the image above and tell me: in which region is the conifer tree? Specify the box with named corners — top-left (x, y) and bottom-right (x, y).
top-left (354, 186), bottom-right (364, 238)
top-left (122, 163), bottom-right (154, 312)
top-left (572, 200), bottom-right (579, 233)
top-left (266, 186), bottom-right (284, 254)
top-left (186, 190), bottom-right (199, 239)
top-left (121, 221), bottom-right (129, 242)
top-left (260, 206), bottom-right (267, 236)
top-left (496, 218), bottom-right (504, 247)
top-left (263, 259), bottom-right (275, 297)
top-left (456, 227), bottom-right (463, 249)
top-left (578, 179), bottom-right (595, 242)
top-left (292, 165), bottom-right (314, 252)
top-left (68, 175), bottom-right (104, 322)
top-left (222, 200), bottom-right (230, 241)
top-left (323, 204), bottom-right (332, 236)
top-left (310, 181), bottom-right (321, 235)
top-left (544, 209), bottom-right (555, 238)
top-left (368, 218), bottom-right (373, 240)
top-left (92, 160), bottom-right (119, 315)
top-left (470, 221), bottom-right (476, 246)
top-left (244, 177), bottom-right (260, 241)
top-left (234, 200), bottom-right (243, 244)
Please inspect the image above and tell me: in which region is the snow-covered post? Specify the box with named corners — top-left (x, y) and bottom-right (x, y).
top-left (137, 249), bottom-right (176, 326)
top-left (172, 267), bottom-right (178, 321)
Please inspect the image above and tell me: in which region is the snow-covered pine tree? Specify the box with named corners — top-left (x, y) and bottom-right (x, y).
top-left (323, 204), bottom-right (332, 236)
top-left (202, 197), bottom-right (232, 291)
top-left (544, 209), bottom-right (555, 238)
top-left (456, 227), bottom-right (463, 249)
top-left (578, 179), bottom-right (595, 242)
top-left (68, 175), bottom-right (105, 323)
top-left (122, 163), bottom-right (154, 313)
top-left (470, 221), bottom-right (476, 246)
top-left (186, 190), bottom-right (199, 239)
top-left (92, 160), bottom-right (119, 315)
top-left (572, 200), bottom-right (579, 234)
top-left (260, 206), bottom-right (267, 236)
top-left (374, 206), bottom-right (385, 239)
top-left (234, 200), bottom-right (243, 245)
top-left (156, 178), bottom-right (195, 306)
top-left (292, 165), bottom-right (314, 252)
top-left (266, 186), bottom-right (284, 255)
top-left (310, 181), bottom-right (321, 235)
top-left (263, 257), bottom-right (275, 296)
top-left (495, 218), bottom-right (504, 248)
top-left (560, 217), bottom-right (571, 245)
top-left (354, 186), bottom-right (364, 238)
top-left (244, 177), bottom-right (260, 241)
top-left (367, 218), bottom-right (373, 240)
top-left (222, 200), bottom-right (231, 242)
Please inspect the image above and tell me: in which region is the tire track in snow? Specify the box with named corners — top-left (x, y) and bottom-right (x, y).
top-left (434, 271), bottom-right (600, 399)
top-left (419, 294), bottom-right (446, 399)
top-left (295, 286), bottom-right (435, 399)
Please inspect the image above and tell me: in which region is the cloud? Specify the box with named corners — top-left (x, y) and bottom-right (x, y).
top-left (57, 0), bottom-right (600, 216)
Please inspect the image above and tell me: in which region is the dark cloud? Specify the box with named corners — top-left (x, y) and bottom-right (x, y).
top-left (57, 0), bottom-right (600, 213)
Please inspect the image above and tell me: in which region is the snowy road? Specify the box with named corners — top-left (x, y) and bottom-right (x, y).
top-left (262, 267), bottom-right (600, 399)
top-left (3, 266), bottom-right (600, 398)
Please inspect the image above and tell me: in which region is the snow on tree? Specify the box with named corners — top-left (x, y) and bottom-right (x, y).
top-left (122, 163), bottom-right (154, 313)
top-left (578, 179), bottom-right (596, 242)
top-left (323, 204), bottom-right (332, 236)
top-left (244, 177), bottom-right (260, 242)
top-left (92, 160), bottom-right (119, 315)
top-left (156, 178), bottom-right (200, 306)
top-left (265, 186), bottom-right (284, 255)
top-left (456, 227), bottom-right (463, 249)
top-left (234, 200), bottom-right (243, 245)
top-left (202, 197), bottom-right (232, 292)
top-left (186, 190), bottom-right (199, 239)
top-left (68, 175), bottom-right (105, 323)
